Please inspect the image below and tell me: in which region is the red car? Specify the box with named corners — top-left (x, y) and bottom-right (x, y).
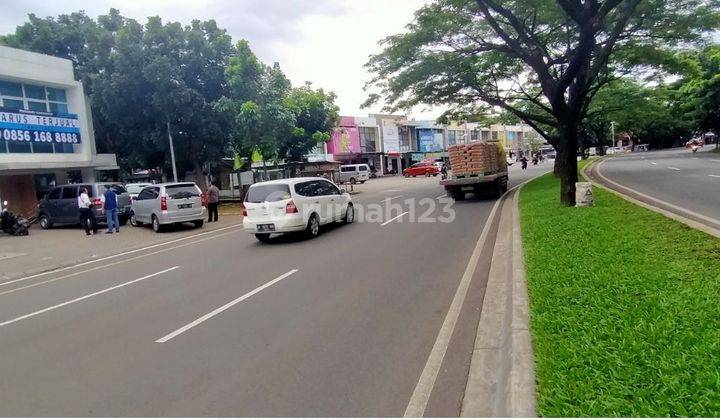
top-left (403, 162), bottom-right (440, 177)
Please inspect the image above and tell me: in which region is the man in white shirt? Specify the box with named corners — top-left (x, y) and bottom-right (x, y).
top-left (77, 187), bottom-right (98, 235)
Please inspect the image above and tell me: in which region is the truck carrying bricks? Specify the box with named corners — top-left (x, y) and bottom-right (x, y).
top-left (441, 141), bottom-right (509, 200)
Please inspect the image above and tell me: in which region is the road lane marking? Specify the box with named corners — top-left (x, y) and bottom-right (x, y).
top-left (404, 191), bottom-right (504, 418)
top-left (650, 162), bottom-right (657, 165)
top-left (0, 224), bottom-right (243, 288)
top-left (692, 157), bottom-right (699, 160)
top-left (156, 269), bottom-right (299, 343)
top-left (0, 266), bottom-right (179, 328)
top-left (380, 211), bottom-right (409, 226)
top-left (668, 167), bottom-right (681, 171)
top-left (712, 160), bottom-right (720, 163)
top-left (435, 194), bottom-right (447, 200)
top-left (384, 195), bottom-right (404, 202)
top-left (0, 230), bottom-right (241, 296)
top-left (709, 175), bottom-right (720, 178)
top-left (383, 189), bottom-right (401, 193)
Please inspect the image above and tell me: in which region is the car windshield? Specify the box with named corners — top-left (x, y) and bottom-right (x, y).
top-left (166, 184), bottom-right (200, 199)
top-left (246, 184), bottom-right (291, 203)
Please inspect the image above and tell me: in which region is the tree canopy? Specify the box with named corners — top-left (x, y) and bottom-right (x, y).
top-left (1, 9), bottom-right (339, 182)
top-left (365, 0), bottom-right (720, 204)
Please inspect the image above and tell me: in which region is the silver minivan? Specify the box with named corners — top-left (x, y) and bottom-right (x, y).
top-left (338, 164), bottom-right (370, 184)
top-left (130, 182), bottom-right (207, 232)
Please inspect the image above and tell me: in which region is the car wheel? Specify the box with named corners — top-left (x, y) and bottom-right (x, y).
top-left (305, 213), bottom-right (320, 239)
top-left (404, 173), bottom-right (410, 178)
top-left (255, 233), bottom-right (271, 243)
top-left (360, 180), bottom-right (366, 184)
top-left (152, 215), bottom-right (163, 233)
top-left (350, 177), bottom-right (357, 184)
top-left (343, 204), bottom-right (355, 224)
top-left (119, 216), bottom-right (128, 226)
top-left (449, 189), bottom-right (465, 201)
top-left (38, 214), bottom-right (52, 229)
top-left (130, 212), bottom-right (143, 227)
top-left (433, 173), bottom-right (439, 177)
top-left (425, 171), bottom-right (431, 177)
top-left (412, 174), bottom-right (417, 178)
top-left (193, 220), bottom-right (204, 228)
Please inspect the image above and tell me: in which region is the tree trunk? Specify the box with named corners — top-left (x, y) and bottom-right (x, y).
top-left (557, 125), bottom-right (580, 206)
top-left (193, 159), bottom-right (208, 191)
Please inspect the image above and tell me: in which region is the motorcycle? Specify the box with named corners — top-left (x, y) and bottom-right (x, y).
top-left (0, 201), bottom-right (30, 236)
top-left (691, 144), bottom-right (699, 153)
top-left (369, 168), bottom-right (378, 179)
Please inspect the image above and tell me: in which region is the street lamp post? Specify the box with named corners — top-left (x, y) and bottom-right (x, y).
top-left (167, 121), bottom-right (178, 183)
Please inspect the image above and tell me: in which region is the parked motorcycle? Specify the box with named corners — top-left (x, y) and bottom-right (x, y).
top-left (369, 168), bottom-right (378, 179)
top-left (0, 201), bottom-right (30, 236)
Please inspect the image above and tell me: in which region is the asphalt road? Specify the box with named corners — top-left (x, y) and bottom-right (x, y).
top-left (596, 148), bottom-right (720, 228)
top-left (0, 162), bottom-right (548, 416)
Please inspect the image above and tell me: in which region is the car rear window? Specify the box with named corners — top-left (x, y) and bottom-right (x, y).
top-left (246, 184), bottom-right (291, 203)
top-left (166, 184), bottom-right (200, 199)
top-left (126, 185), bottom-right (149, 194)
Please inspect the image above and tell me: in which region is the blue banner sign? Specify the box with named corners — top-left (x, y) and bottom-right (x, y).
top-left (0, 107), bottom-right (81, 144)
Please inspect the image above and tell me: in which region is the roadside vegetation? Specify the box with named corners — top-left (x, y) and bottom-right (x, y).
top-left (520, 162), bottom-right (720, 416)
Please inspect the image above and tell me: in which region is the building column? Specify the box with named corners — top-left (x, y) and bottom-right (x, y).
top-left (81, 167), bottom-right (96, 183)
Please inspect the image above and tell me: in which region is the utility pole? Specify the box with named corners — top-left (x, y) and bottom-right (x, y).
top-left (610, 121), bottom-right (616, 151)
top-left (167, 121), bottom-right (178, 183)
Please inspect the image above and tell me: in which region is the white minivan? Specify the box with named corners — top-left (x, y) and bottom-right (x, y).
top-left (338, 164), bottom-right (370, 184)
top-left (243, 177), bottom-right (354, 242)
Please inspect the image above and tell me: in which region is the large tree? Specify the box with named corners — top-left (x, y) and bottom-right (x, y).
top-left (282, 82), bottom-right (340, 162)
top-left (365, 0), bottom-right (719, 204)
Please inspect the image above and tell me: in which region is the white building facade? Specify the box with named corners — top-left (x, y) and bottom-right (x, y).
top-left (0, 46), bottom-right (117, 216)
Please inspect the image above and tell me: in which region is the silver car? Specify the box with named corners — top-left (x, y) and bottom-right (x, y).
top-left (130, 182), bottom-right (207, 232)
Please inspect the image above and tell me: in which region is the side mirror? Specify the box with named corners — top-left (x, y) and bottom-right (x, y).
top-left (340, 188), bottom-right (347, 194)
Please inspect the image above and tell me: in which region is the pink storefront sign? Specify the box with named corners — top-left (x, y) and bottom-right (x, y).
top-left (327, 125), bottom-right (360, 154)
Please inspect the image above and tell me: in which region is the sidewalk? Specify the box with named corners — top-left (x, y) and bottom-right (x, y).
top-left (461, 188), bottom-right (536, 417)
top-left (0, 214), bottom-right (243, 282)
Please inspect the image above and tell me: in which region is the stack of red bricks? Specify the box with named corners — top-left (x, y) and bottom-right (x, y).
top-left (448, 141), bottom-right (503, 175)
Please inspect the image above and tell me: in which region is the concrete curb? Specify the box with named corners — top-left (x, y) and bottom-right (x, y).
top-left (583, 159), bottom-right (720, 238)
top-left (461, 187), bottom-right (536, 417)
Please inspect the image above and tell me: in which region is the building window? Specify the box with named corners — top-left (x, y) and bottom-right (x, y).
top-left (447, 130), bottom-right (458, 145)
top-left (359, 126), bottom-right (377, 153)
top-left (481, 131), bottom-right (490, 141)
top-left (0, 80), bottom-right (73, 154)
top-left (398, 126), bottom-right (411, 152)
top-left (491, 131), bottom-right (498, 141)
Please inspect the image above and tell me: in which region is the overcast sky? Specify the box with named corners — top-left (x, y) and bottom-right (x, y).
top-left (0, 0), bottom-right (437, 119)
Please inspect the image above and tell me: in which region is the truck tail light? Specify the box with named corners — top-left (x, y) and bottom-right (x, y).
top-left (242, 209), bottom-right (247, 217)
top-left (160, 195), bottom-right (168, 211)
top-left (286, 200), bottom-right (298, 214)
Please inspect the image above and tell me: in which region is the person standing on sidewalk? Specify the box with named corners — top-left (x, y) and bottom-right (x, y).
top-left (206, 182), bottom-right (220, 222)
top-left (102, 185), bottom-right (120, 234)
top-left (77, 187), bottom-right (98, 236)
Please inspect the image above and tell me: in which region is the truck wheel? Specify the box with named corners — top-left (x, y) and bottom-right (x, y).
top-left (494, 181), bottom-right (504, 198)
top-left (449, 189), bottom-right (465, 201)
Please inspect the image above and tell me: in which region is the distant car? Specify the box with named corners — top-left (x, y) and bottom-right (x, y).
top-left (125, 183), bottom-right (152, 200)
top-left (130, 182), bottom-right (206, 232)
top-left (243, 177), bottom-right (354, 242)
top-left (404, 162), bottom-right (440, 177)
top-left (338, 164), bottom-right (370, 184)
top-left (37, 183), bottom-right (131, 229)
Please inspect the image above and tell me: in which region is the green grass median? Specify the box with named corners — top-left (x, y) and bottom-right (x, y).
top-left (520, 162), bottom-right (720, 416)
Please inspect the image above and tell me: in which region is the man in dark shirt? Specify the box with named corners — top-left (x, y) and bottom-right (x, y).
top-left (102, 185), bottom-right (120, 234)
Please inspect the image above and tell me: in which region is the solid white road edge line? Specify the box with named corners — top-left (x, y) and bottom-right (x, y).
top-left (156, 269), bottom-right (299, 343)
top-left (380, 211), bottom-right (409, 227)
top-left (708, 174), bottom-right (720, 178)
top-left (0, 266), bottom-right (179, 328)
top-left (668, 166), bottom-right (681, 171)
top-left (0, 230), bottom-right (240, 297)
top-left (596, 159), bottom-right (720, 227)
top-left (403, 195), bottom-right (503, 418)
top-left (0, 223), bottom-right (243, 288)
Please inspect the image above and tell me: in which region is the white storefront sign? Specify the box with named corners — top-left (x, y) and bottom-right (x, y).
top-left (381, 119), bottom-right (400, 153)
